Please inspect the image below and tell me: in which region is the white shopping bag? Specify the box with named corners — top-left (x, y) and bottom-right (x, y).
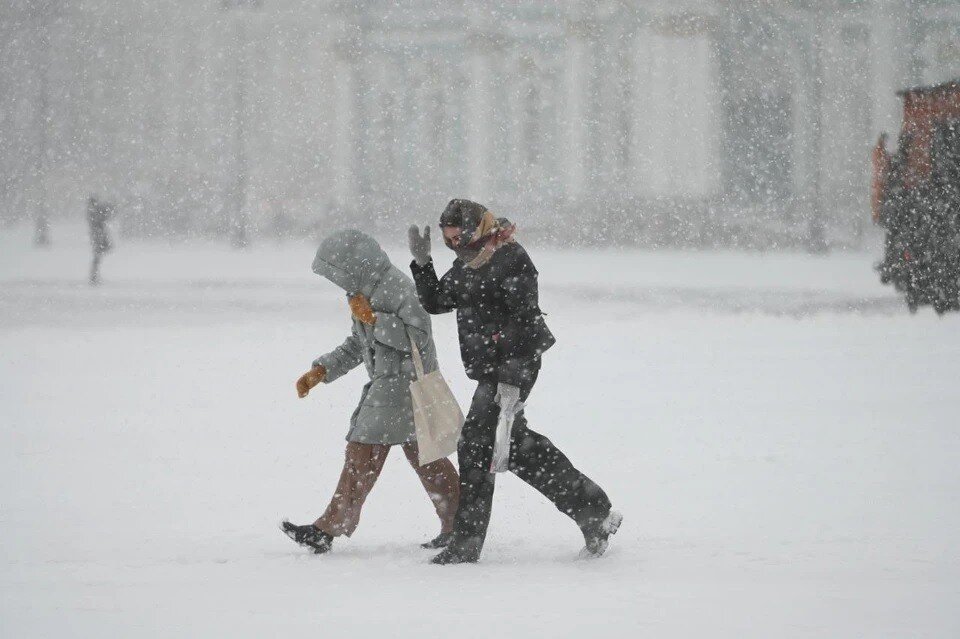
top-left (490, 401), bottom-right (522, 473)
top-left (408, 329), bottom-right (464, 466)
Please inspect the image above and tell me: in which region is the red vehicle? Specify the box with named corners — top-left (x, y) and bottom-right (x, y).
top-left (872, 79), bottom-right (960, 314)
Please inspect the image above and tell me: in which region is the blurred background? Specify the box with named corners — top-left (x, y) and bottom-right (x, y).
top-left (1, 0), bottom-right (958, 250)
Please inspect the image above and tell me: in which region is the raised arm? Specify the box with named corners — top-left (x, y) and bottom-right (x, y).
top-left (408, 224), bottom-right (457, 315)
top-left (410, 259), bottom-right (457, 315)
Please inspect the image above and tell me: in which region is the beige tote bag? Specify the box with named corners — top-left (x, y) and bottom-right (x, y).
top-left (408, 329), bottom-right (464, 466)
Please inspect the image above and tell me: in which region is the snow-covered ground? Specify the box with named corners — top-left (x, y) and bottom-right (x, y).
top-left (2, 224), bottom-right (959, 638)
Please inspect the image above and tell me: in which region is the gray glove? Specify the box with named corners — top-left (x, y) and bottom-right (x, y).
top-left (408, 225), bottom-right (431, 266)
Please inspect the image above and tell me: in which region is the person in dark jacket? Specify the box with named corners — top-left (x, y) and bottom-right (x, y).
top-left (86, 195), bottom-right (114, 286)
top-left (408, 199), bottom-right (621, 564)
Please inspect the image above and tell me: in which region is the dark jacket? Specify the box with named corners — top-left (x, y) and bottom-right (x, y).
top-left (410, 242), bottom-right (555, 386)
top-left (87, 199), bottom-right (113, 254)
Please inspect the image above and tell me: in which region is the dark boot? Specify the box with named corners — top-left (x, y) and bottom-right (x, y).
top-left (579, 510), bottom-right (622, 558)
top-left (430, 545), bottom-right (479, 565)
top-left (420, 532), bottom-right (453, 549)
top-left (281, 520), bottom-right (333, 554)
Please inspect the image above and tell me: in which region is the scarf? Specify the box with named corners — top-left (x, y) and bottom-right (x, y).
top-left (462, 211), bottom-right (517, 270)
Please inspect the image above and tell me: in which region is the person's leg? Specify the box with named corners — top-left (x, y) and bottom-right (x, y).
top-left (313, 442), bottom-right (390, 537)
top-left (508, 370), bottom-right (612, 530)
top-left (508, 415), bottom-right (611, 530)
top-left (438, 380), bottom-right (499, 561)
top-left (401, 442), bottom-right (459, 534)
top-left (89, 252), bottom-right (101, 285)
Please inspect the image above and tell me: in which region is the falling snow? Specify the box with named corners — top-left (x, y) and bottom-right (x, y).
top-left (2, 1), bottom-right (959, 637)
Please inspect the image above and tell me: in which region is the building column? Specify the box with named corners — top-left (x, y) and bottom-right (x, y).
top-left (464, 30), bottom-right (497, 200)
top-left (332, 41), bottom-right (358, 207)
top-left (629, 13), bottom-right (720, 200)
top-left (562, 15), bottom-right (596, 205)
top-left (791, 13), bottom-right (827, 252)
top-left (870, 0), bottom-right (912, 143)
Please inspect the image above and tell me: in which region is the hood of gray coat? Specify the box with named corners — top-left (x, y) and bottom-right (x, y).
top-left (312, 230), bottom-right (390, 297)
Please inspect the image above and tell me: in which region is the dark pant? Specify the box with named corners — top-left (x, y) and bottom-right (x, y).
top-left (448, 368), bottom-right (611, 560)
top-left (89, 252), bottom-right (102, 285)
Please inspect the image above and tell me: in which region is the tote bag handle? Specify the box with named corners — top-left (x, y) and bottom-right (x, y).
top-left (407, 328), bottom-right (426, 380)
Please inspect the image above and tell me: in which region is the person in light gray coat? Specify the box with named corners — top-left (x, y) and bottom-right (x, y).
top-left (282, 230), bottom-right (460, 554)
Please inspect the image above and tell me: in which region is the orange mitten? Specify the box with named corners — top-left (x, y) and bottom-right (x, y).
top-left (349, 294), bottom-right (377, 326)
top-left (296, 366), bottom-right (326, 398)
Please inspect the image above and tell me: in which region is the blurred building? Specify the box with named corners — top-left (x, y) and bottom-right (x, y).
top-left (1, 0), bottom-right (958, 248)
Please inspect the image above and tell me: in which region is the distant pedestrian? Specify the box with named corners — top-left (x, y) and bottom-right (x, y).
top-left (86, 195), bottom-right (114, 285)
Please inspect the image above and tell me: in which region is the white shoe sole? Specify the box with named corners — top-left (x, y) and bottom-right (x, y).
top-left (603, 510), bottom-right (623, 535)
top-left (578, 510), bottom-right (623, 559)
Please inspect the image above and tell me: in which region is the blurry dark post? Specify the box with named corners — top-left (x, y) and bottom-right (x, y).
top-left (233, 14), bottom-right (248, 249)
top-left (805, 13), bottom-right (827, 254)
top-left (32, 4), bottom-right (58, 247)
top-left (221, 0), bottom-right (261, 249)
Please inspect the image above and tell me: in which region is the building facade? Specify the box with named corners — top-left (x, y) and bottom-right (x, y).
top-left (1, 0), bottom-right (958, 248)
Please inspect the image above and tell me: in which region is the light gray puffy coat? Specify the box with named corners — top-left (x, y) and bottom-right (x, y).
top-left (311, 230), bottom-right (438, 445)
